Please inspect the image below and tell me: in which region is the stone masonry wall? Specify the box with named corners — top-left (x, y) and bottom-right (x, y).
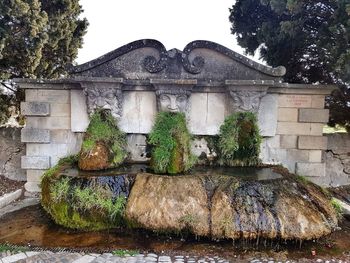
top-left (260, 93), bottom-right (329, 182)
top-left (21, 89), bottom-right (83, 192)
top-left (0, 127), bottom-right (26, 181)
top-left (20, 86), bottom-right (335, 192)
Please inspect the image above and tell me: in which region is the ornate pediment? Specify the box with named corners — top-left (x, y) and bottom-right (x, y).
top-left (70, 39), bottom-right (285, 81)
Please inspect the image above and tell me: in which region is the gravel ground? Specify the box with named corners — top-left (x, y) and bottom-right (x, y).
top-left (0, 174), bottom-right (25, 196)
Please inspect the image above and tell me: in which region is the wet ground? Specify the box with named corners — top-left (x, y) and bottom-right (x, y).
top-left (0, 204), bottom-right (350, 261)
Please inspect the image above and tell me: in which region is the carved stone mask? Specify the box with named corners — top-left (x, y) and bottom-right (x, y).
top-left (84, 86), bottom-right (123, 119)
top-left (229, 90), bottom-right (266, 113)
top-left (156, 90), bottom-right (190, 113)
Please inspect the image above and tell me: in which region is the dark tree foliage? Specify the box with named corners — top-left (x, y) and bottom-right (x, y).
top-left (0, 0), bottom-right (88, 124)
top-left (229, 0), bottom-right (350, 131)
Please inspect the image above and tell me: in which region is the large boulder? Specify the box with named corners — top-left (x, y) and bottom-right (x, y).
top-left (125, 173), bottom-right (210, 236)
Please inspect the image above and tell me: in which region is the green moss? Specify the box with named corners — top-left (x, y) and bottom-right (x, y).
top-left (218, 112), bottom-right (262, 166)
top-left (0, 243), bottom-right (29, 253)
top-left (148, 112), bottom-right (197, 174)
top-left (41, 155), bottom-right (127, 231)
top-left (112, 249), bottom-right (139, 257)
top-left (81, 110), bottom-right (127, 167)
top-left (331, 198), bottom-right (343, 218)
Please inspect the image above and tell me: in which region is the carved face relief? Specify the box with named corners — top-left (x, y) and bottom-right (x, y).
top-left (229, 90), bottom-right (266, 113)
top-left (156, 90), bottom-right (190, 113)
top-left (84, 86), bottom-right (123, 119)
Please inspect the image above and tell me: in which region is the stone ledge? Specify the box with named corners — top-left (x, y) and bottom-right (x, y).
top-left (0, 189), bottom-right (23, 209)
top-left (296, 162), bottom-right (326, 177)
top-left (21, 128), bottom-right (50, 143)
top-left (20, 102), bottom-right (50, 116)
top-left (298, 136), bottom-right (328, 150)
top-left (299, 108), bottom-right (329, 123)
top-left (21, 156), bottom-right (50, 169)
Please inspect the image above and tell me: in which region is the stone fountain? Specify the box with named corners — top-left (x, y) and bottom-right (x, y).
top-left (16, 39), bottom-right (338, 240)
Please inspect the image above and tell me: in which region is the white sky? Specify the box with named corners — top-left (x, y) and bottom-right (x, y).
top-left (76, 0), bottom-right (261, 65)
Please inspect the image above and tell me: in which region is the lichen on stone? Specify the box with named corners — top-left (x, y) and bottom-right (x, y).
top-left (78, 110), bottom-right (127, 171)
top-left (148, 112), bottom-right (197, 174)
top-left (218, 112), bottom-right (262, 166)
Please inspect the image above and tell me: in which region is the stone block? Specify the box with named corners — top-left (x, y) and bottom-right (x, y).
top-left (20, 101), bottom-right (50, 116)
top-left (26, 143), bottom-right (69, 157)
top-left (280, 135), bottom-right (298, 149)
top-left (311, 95), bottom-right (325, 108)
top-left (37, 89), bottom-right (70, 103)
top-left (298, 136), bottom-right (328, 150)
top-left (71, 89), bottom-right (89, 132)
top-left (126, 134), bottom-right (149, 162)
top-left (189, 93), bottom-right (226, 135)
top-left (27, 169), bottom-right (45, 182)
top-left (296, 162), bottom-right (326, 177)
top-left (21, 156), bottom-right (50, 169)
top-left (278, 95), bottom-right (312, 108)
top-left (50, 103), bottom-right (70, 117)
top-left (26, 116), bottom-right (70, 130)
top-left (119, 91), bottom-right (157, 133)
top-left (25, 89), bottom-right (38, 101)
top-left (299, 109), bottom-right (329, 123)
top-left (50, 130), bottom-right (83, 144)
top-left (277, 122), bottom-right (311, 135)
top-left (258, 94), bottom-right (278, 136)
top-left (24, 182), bottom-right (41, 193)
top-left (21, 128), bottom-right (50, 143)
top-left (277, 108), bottom-right (298, 122)
top-left (309, 150), bottom-right (323, 163)
top-left (310, 123), bottom-right (324, 136)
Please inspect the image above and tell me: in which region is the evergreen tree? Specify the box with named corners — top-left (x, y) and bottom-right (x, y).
top-left (229, 0), bottom-right (350, 130)
top-left (0, 0), bottom-right (88, 124)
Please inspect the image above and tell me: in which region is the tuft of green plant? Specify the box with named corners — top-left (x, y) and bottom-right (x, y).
top-left (81, 110), bottom-right (127, 166)
top-left (218, 112), bottom-right (262, 166)
top-left (50, 177), bottom-right (71, 203)
top-left (148, 112), bottom-right (197, 174)
top-left (0, 243), bottom-right (29, 253)
top-left (41, 155), bottom-right (78, 183)
top-left (295, 175), bottom-right (310, 184)
top-left (331, 198), bottom-right (343, 218)
top-left (112, 249), bottom-right (139, 257)
top-left (73, 185), bottom-right (127, 223)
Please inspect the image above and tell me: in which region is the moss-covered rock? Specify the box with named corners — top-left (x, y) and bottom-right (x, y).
top-left (41, 156), bottom-right (133, 231)
top-left (148, 112), bottom-right (196, 174)
top-left (218, 112), bottom-right (262, 166)
top-left (78, 110), bottom-right (127, 171)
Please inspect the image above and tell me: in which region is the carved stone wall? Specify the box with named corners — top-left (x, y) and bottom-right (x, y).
top-left (15, 39), bottom-right (337, 192)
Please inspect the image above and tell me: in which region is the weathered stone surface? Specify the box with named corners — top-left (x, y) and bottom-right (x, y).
top-left (310, 123), bottom-right (324, 136)
top-left (71, 89), bottom-right (89, 132)
top-left (126, 173), bottom-right (210, 236)
top-left (296, 162), bottom-right (326, 177)
top-left (21, 128), bottom-right (50, 143)
top-left (126, 134), bottom-right (149, 162)
top-left (298, 136), bottom-right (328, 150)
top-left (277, 108), bottom-right (298, 122)
top-left (280, 135), bottom-right (298, 149)
top-left (21, 156), bottom-right (50, 170)
top-left (299, 109), bottom-right (329, 123)
top-left (211, 176), bottom-right (337, 240)
top-left (20, 102), bottom-right (50, 116)
top-left (277, 122), bottom-right (311, 135)
top-left (0, 127), bottom-right (26, 181)
top-left (78, 142), bottom-right (110, 171)
top-left (25, 89), bottom-right (70, 103)
top-left (50, 103), bottom-right (70, 117)
top-left (189, 93), bottom-right (226, 135)
top-left (26, 169), bottom-right (45, 182)
top-left (119, 91), bottom-right (157, 134)
top-left (325, 151), bottom-right (350, 187)
top-left (278, 95), bottom-right (312, 108)
top-left (309, 150), bottom-right (323, 163)
top-left (26, 117), bottom-right (70, 130)
top-left (258, 94), bottom-right (278, 136)
top-left (311, 95), bottom-right (325, 108)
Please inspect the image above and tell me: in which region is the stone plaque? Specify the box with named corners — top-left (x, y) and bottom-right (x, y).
top-left (279, 95), bottom-right (312, 108)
